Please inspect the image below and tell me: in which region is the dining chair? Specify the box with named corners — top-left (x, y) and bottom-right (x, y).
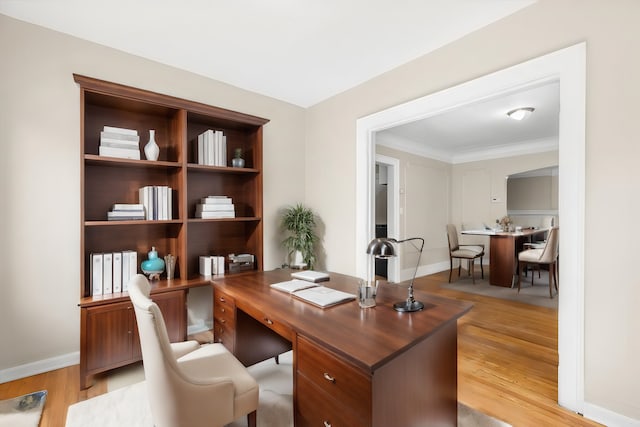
top-left (128, 274), bottom-right (259, 427)
top-left (517, 227), bottom-right (559, 298)
top-left (523, 216), bottom-right (556, 278)
top-left (446, 224), bottom-right (484, 284)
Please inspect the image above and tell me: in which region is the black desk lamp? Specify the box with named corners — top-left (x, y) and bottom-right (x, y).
top-left (366, 237), bottom-right (425, 312)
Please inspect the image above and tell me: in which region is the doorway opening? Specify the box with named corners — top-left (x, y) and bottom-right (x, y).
top-left (356, 43), bottom-right (586, 412)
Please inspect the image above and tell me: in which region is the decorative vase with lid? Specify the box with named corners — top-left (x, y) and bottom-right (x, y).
top-left (141, 246), bottom-right (165, 279)
top-left (144, 129), bottom-right (160, 161)
top-left (231, 148), bottom-right (245, 168)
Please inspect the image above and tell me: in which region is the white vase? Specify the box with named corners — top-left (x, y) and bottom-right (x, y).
top-left (144, 129), bottom-right (159, 161)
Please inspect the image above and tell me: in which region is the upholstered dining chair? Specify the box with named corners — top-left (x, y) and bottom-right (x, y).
top-left (517, 227), bottom-right (559, 298)
top-left (128, 274), bottom-right (259, 427)
top-left (446, 224), bottom-right (485, 284)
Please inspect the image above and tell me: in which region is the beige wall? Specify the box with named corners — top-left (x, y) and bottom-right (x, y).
top-left (2, 0), bottom-right (640, 422)
top-left (452, 151), bottom-right (558, 230)
top-left (376, 144), bottom-right (451, 272)
top-left (507, 176), bottom-right (558, 211)
top-left (377, 144), bottom-right (558, 269)
top-left (0, 15), bottom-right (306, 374)
top-left (305, 0), bottom-right (640, 421)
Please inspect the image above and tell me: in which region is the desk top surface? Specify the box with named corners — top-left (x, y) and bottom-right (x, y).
top-left (462, 228), bottom-right (546, 237)
top-left (213, 269), bottom-right (472, 372)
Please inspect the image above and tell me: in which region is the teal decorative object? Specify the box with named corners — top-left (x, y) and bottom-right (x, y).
top-left (141, 246), bottom-right (165, 280)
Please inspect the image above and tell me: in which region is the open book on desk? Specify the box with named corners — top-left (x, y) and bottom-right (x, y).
top-left (271, 280), bottom-right (356, 308)
top-left (270, 279), bottom-right (319, 294)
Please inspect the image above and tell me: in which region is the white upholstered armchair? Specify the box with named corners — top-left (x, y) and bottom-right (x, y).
top-left (128, 274), bottom-right (259, 427)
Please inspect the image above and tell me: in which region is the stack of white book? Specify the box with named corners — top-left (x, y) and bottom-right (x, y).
top-left (138, 186), bottom-right (173, 220)
top-left (195, 195), bottom-right (235, 219)
top-left (107, 203), bottom-right (145, 221)
top-left (98, 126), bottom-right (140, 160)
top-left (90, 250), bottom-right (138, 296)
top-left (199, 255), bottom-right (225, 276)
top-left (196, 129), bottom-right (226, 166)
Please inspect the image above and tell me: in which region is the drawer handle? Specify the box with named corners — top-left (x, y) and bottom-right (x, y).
top-left (323, 421), bottom-right (331, 427)
top-left (323, 372), bottom-right (335, 383)
top-left (264, 318), bottom-right (274, 325)
top-left (219, 297), bottom-right (226, 302)
top-left (220, 319), bottom-right (226, 324)
top-left (221, 308), bottom-right (225, 313)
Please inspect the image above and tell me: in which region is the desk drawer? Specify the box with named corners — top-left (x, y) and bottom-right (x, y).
top-left (214, 292), bottom-right (235, 315)
top-left (297, 374), bottom-right (367, 427)
top-left (213, 319), bottom-right (235, 350)
top-left (297, 335), bottom-right (371, 421)
top-left (213, 290), bottom-right (236, 352)
top-left (239, 302), bottom-right (293, 341)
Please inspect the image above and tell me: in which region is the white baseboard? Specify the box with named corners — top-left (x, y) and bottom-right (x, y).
top-left (0, 352), bottom-right (79, 384)
top-left (582, 401), bottom-right (640, 427)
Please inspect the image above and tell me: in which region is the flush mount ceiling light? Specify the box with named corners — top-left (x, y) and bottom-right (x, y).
top-left (506, 107), bottom-right (535, 121)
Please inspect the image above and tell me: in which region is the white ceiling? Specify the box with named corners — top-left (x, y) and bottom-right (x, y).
top-left (0, 0), bottom-right (535, 108)
top-left (378, 80), bottom-right (560, 163)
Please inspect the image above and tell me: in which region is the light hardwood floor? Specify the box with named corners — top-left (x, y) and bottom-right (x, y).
top-left (0, 269), bottom-right (602, 427)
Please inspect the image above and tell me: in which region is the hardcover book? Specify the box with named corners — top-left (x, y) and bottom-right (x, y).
top-left (292, 286), bottom-right (356, 308)
top-left (102, 253), bottom-right (113, 294)
top-left (291, 270), bottom-right (330, 283)
top-left (91, 253), bottom-right (103, 296)
top-left (113, 252), bottom-right (122, 293)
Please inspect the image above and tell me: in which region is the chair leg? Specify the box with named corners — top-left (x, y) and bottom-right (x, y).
top-left (470, 259), bottom-right (475, 284)
top-left (247, 410), bottom-right (257, 427)
top-left (553, 262), bottom-right (559, 293)
top-left (531, 263), bottom-right (535, 285)
top-left (517, 261), bottom-right (522, 293)
top-left (275, 355), bottom-right (279, 364)
top-left (480, 257), bottom-right (484, 279)
top-left (549, 264), bottom-right (555, 298)
top-left (449, 258), bottom-right (453, 283)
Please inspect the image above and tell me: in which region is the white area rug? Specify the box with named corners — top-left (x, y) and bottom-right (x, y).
top-left (66, 351), bottom-right (510, 427)
top-left (0, 390), bottom-right (47, 427)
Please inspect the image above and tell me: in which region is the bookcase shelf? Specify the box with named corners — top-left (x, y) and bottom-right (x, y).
top-left (75, 74), bottom-right (268, 389)
top-left (187, 163), bottom-right (260, 174)
top-left (85, 154), bottom-right (182, 169)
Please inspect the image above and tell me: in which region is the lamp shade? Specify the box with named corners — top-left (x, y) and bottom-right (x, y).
top-left (366, 238), bottom-right (397, 258)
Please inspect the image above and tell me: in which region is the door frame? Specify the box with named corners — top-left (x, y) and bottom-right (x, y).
top-left (374, 154), bottom-right (400, 283)
top-left (355, 43), bottom-right (586, 412)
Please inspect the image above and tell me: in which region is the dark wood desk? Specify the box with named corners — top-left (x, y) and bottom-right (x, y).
top-left (462, 229), bottom-right (547, 287)
top-left (212, 269), bottom-right (472, 427)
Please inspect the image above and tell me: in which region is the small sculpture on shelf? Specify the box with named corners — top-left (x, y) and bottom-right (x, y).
top-left (231, 148), bottom-right (245, 168)
top-left (164, 254), bottom-right (176, 280)
top-left (141, 246), bottom-right (165, 281)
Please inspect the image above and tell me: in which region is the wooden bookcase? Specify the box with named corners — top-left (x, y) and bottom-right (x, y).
top-left (75, 74), bottom-right (269, 388)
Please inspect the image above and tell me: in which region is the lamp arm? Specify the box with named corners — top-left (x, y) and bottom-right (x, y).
top-left (392, 237), bottom-right (424, 303)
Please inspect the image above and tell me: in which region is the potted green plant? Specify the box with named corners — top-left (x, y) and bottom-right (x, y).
top-left (281, 203), bottom-right (318, 269)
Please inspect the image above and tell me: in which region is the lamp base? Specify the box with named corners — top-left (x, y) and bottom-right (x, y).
top-left (393, 300), bottom-right (424, 312)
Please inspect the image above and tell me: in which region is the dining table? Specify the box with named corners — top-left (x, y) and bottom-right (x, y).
top-left (461, 228), bottom-right (548, 287)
